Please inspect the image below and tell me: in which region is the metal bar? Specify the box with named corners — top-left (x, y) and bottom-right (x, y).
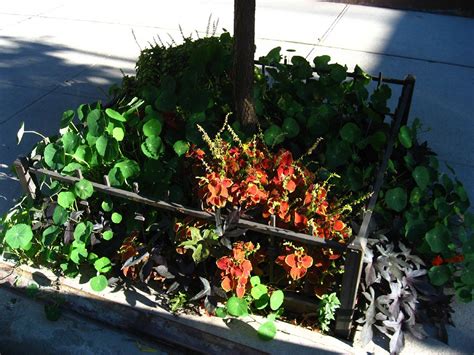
top-left (27, 166), bottom-right (347, 251)
top-left (334, 75), bottom-right (416, 338)
top-left (253, 60), bottom-right (407, 85)
top-left (13, 158), bottom-right (39, 201)
top-left (400, 75), bottom-right (416, 126)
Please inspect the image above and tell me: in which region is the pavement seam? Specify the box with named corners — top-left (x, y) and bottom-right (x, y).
top-left (317, 4), bottom-right (349, 45)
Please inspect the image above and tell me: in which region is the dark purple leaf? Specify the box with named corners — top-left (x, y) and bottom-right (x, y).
top-left (121, 249), bottom-right (149, 270)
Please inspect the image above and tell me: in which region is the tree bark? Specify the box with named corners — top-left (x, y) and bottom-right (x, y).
top-left (233, 0), bottom-right (258, 128)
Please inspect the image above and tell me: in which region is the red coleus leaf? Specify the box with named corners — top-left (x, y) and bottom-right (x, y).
top-left (333, 220), bottom-right (345, 232)
top-left (445, 254), bottom-right (464, 263)
top-left (432, 255), bottom-right (444, 266)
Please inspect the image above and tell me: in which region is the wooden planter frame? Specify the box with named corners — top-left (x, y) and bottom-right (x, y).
top-left (12, 66), bottom-right (415, 339)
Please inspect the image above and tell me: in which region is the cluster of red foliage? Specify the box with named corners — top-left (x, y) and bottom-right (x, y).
top-left (188, 138), bottom-right (352, 242)
top-left (216, 241), bottom-right (256, 298)
top-left (432, 254), bottom-right (464, 266)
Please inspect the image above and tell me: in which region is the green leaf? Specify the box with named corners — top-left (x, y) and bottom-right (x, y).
top-left (215, 307), bottom-right (227, 318)
top-left (44, 144), bottom-right (65, 170)
top-left (114, 159), bottom-right (140, 180)
top-left (141, 136), bottom-right (165, 160)
top-left (461, 269), bottom-right (474, 286)
top-left (42, 226), bottom-right (60, 246)
top-left (112, 127), bottom-right (125, 141)
top-left (409, 187), bottom-right (423, 205)
top-left (95, 135), bottom-right (119, 162)
top-left (251, 284), bottom-right (268, 300)
top-left (412, 166), bottom-right (430, 190)
top-left (73, 221), bottom-right (93, 243)
top-left (425, 225), bottom-right (450, 253)
top-left (270, 290), bottom-right (284, 311)
top-left (173, 140), bottom-right (190, 157)
top-left (111, 212), bottom-right (122, 224)
top-left (74, 179), bottom-right (94, 200)
top-left (340, 122), bottom-right (361, 143)
top-left (313, 55), bottom-right (330, 71)
top-left (250, 276), bottom-right (261, 287)
top-left (368, 131), bottom-right (387, 151)
top-left (456, 286), bottom-right (472, 303)
top-left (143, 119), bottom-right (162, 137)
top-left (94, 257), bottom-right (112, 273)
top-left (53, 205), bottom-right (68, 225)
top-left (70, 240), bottom-right (88, 264)
top-left (264, 125), bottom-right (285, 146)
top-left (5, 224), bottom-right (33, 250)
top-left (385, 187), bottom-right (407, 212)
top-left (61, 131), bottom-right (80, 153)
top-left (282, 118), bottom-right (300, 139)
top-left (329, 64), bottom-right (347, 83)
top-left (101, 200), bottom-right (113, 212)
top-left (57, 191), bottom-right (76, 209)
top-left (90, 275), bottom-right (108, 292)
top-left (87, 109), bottom-right (105, 137)
top-left (428, 265), bottom-right (451, 286)
top-left (398, 126), bottom-right (412, 148)
top-left (105, 108), bottom-right (126, 122)
top-left (258, 320), bottom-right (277, 341)
top-left (60, 110), bottom-right (75, 128)
top-left (261, 47), bottom-right (281, 64)
top-left (226, 296), bottom-right (248, 317)
top-left (102, 230), bottom-right (114, 241)
top-left (254, 294), bottom-right (270, 310)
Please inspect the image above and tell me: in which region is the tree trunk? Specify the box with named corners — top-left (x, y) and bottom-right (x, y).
top-left (233, 0), bottom-right (258, 128)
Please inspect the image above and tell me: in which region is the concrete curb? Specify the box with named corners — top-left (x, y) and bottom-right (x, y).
top-left (0, 258), bottom-right (360, 355)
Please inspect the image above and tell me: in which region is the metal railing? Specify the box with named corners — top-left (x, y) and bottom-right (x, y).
top-left (13, 66), bottom-right (415, 339)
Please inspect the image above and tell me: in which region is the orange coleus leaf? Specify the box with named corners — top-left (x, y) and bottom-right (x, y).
top-left (241, 259), bottom-right (253, 274)
top-left (236, 282), bottom-right (246, 298)
top-left (290, 266), bottom-right (307, 280)
top-left (286, 179), bottom-right (297, 193)
top-left (217, 256), bottom-right (232, 270)
top-left (285, 254), bottom-right (297, 268)
top-left (221, 276), bottom-right (233, 292)
top-left (294, 211), bottom-right (308, 228)
top-left (300, 255), bottom-right (313, 268)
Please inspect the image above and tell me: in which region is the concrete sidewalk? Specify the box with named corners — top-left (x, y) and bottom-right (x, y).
top-left (0, 1), bottom-right (473, 354)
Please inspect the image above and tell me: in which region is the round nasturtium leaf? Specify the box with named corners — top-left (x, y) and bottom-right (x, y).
top-left (5, 224), bottom-right (33, 250)
top-left (173, 140), bottom-right (190, 157)
top-left (94, 257), bottom-right (112, 273)
top-left (270, 290), bottom-right (284, 310)
top-left (73, 221), bottom-right (93, 243)
top-left (282, 118), bottom-right (300, 139)
top-left (251, 284), bottom-right (268, 300)
top-left (409, 187), bottom-right (422, 205)
top-left (425, 225), bottom-right (450, 253)
top-left (111, 212), bottom-right (122, 224)
top-left (250, 276), bottom-right (261, 287)
top-left (53, 205), bottom-right (68, 225)
top-left (215, 307), bottom-right (227, 318)
top-left (57, 191), bottom-right (76, 209)
top-left (44, 143), bottom-right (65, 170)
top-left (61, 131), bottom-right (80, 153)
top-left (340, 122), bottom-right (361, 143)
top-left (102, 230), bottom-right (114, 241)
top-left (456, 286), bottom-right (473, 303)
top-left (114, 159), bottom-right (140, 180)
top-left (105, 108), bottom-right (126, 122)
top-left (74, 179), bottom-right (94, 200)
top-left (264, 125), bottom-right (285, 146)
top-left (368, 131), bottom-right (387, 151)
top-left (226, 296), bottom-right (248, 317)
top-left (142, 119), bottom-right (162, 137)
top-left (428, 265), bottom-right (450, 286)
top-left (258, 320), bottom-right (277, 341)
top-left (112, 127), bottom-right (125, 141)
top-left (254, 294), bottom-right (270, 310)
top-left (141, 136), bottom-right (165, 160)
top-left (398, 125), bottom-right (412, 149)
top-left (90, 275), bottom-right (108, 292)
top-left (101, 200), bottom-right (113, 212)
top-left (384, 187), bottom-right (407, 212)
top-left (412, 166), bottom-right (430, 190)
